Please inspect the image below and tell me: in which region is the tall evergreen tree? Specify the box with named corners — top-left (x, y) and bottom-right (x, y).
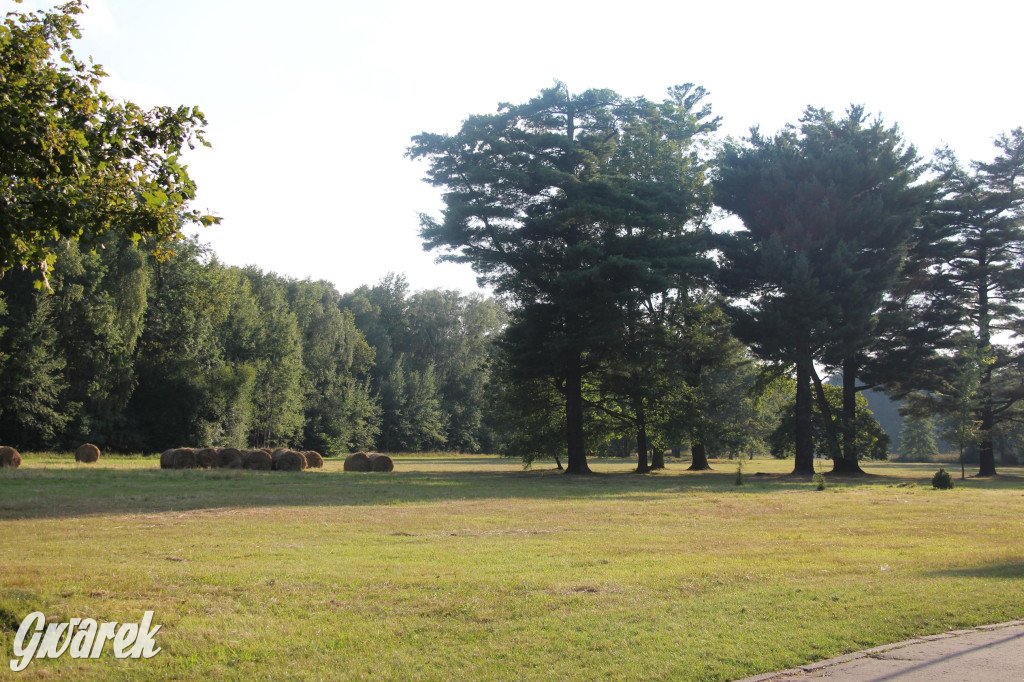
top-left (0, 279), bottom-right (71, 448)
top-left (922, 130), bottom-right (1024, 476)
top-left (410, 83), bottom-right (719, 473)
top-left (717, 106), bottom-right (929, 474)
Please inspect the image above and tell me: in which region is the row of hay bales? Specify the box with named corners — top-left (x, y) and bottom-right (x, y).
top-left (160, 447), bottom-right (324, 471)
top-left (0, 444), bottom-right (100, 468)
top-left (343, 452), bottom-right (394, 472)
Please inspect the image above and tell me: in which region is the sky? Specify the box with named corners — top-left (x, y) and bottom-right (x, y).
top-left (9, 0), bottom-right (1024, 294)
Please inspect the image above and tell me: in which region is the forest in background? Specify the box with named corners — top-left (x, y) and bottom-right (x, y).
top-left (0, 233), bottom-right (806, 460)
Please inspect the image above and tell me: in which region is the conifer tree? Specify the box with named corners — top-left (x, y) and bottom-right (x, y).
top-left (717, 106), bottom-right (929, 474)
top-left (899, 415), bottom-right (939, 461)
top-left (923, 130), bottom-right (1024, 476)
top-left (410, 83), bottom-right (718, 473)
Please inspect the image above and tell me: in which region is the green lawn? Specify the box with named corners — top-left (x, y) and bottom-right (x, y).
top-left (1, 454), bottom-right (1022, 681)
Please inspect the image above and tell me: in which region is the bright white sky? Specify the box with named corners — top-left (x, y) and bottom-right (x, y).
top-left (9, 0), bottom-right (1024, 294)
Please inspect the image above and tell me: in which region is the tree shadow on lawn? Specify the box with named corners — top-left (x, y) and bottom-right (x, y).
top-left (0, 460), bottom-right (1016, 521)
top-left (927, 561), bottom-right (1024, 580)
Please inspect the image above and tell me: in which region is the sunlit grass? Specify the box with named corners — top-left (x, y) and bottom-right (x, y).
top-left (1, 454), bottom-right (1021, 680)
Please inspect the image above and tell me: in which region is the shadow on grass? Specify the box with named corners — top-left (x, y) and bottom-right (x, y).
top-left (0, 458), bottom-right (1017, 520)
top-left (927, 561), bottom-right (1024, 580)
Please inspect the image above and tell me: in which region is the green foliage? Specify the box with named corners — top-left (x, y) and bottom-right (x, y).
top-left (341, 274), bottom-right (505, 453)
top-left (914, 130), bottom-right (1024, 475)
top-left (931, 468), bottom-right (954, 490)
top-left (769, 383), bottom-right (889, 461)
top-left (717, 106), bottom-right (930, 472)
top-left (0, 1), bottom-right (218, 285)
top-left (0, 284), bottom-right (72, 447)
top-left (410, 82), bottom-right (720, 472)
top-left (812, 473), bottom-right (826, 491)
top-left (898, 414), bottom-right (940, 462)
top-left (286, 279), bottom-right (379, 453)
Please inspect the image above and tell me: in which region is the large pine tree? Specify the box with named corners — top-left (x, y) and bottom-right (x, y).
top-left (921, 129), bottom-right (1024, 476)
top-left (410, 83), bottom-right (719, 473)
top-left (717, 106), bottom-right (929, 474)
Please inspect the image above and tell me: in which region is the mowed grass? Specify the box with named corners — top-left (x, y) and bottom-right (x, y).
top-left (1, 454), bottom-right (1022, 681)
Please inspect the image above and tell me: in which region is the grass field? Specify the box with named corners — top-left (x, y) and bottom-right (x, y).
top-left (1, 453), bottom-right (1022, 681)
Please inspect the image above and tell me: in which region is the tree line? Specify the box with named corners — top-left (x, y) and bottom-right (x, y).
top-left (3, 4), bottom-right (1022, 473)
top-left (411, 84), bottom-right (1024, 476)
top-left (0, 235), bottom-right (512, 454)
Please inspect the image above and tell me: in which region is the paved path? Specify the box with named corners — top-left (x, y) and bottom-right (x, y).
top-left (739, 620), bottom-right (1024, 681)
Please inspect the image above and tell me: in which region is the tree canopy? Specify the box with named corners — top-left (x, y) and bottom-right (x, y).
top-left (0, 1), bottom-right (217, 286)
top-left (409, 82), bottom-right (720, 473)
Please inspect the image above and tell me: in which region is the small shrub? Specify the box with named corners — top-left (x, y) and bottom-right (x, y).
top-left (932, 468), bottom-right (954, 490)
top-left (734, 461), bottom-right (743, 486)
top-left (812, 473), bottom-right (826, 491)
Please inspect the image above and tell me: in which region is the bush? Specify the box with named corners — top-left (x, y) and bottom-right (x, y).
top-left (932, 468), bottom-right (954, 490)
top-left (812, 473), bottom-right (826, 491)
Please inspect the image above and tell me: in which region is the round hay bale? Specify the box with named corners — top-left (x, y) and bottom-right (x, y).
top-left (195, 447), bottom-right (219, 468)
top-left (368, 453), bottom-right (394, 472)
top-left (343, 452), bottom-right (371, 472)
top-left (273, 449), bottom-right (307, 472)
top-left (173, 447), bottom-right (197, 469)
top-left (74, 443), bottom-right (101, 463)
top-left (301, 450), bottom-right (324, 469)
top-left (242, 449), bottom-right (272, 471)
top-left (216, 447), bottom-right (243, 468)
top-left (159, 448), bottom-right (177, 469)
top-left (260, 448), bottom-right (273, 456)
top-left (0, 446), bottom-right (21, 469)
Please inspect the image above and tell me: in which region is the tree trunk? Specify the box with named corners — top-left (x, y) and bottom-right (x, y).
top-left (977, 403), bottom-right (997, 476)
top-left (688, 441), bottom-right (711, 471)
top-left (834, 359), bottom-right (866, 475)
top-left (842, 358), bottom-right (857, 460)
top-left (976, 265), bottom-right (998, 477)
top-left (793, 359), bottom-right (815, 476)
top-left (635, 399), bottom-right (650, 473)
top-left (564, 354), bottom-right (591, 474)
top-left (650, 447), bottom-right (665, 470)
top-left (809, 365), bottom-right (864, 474)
